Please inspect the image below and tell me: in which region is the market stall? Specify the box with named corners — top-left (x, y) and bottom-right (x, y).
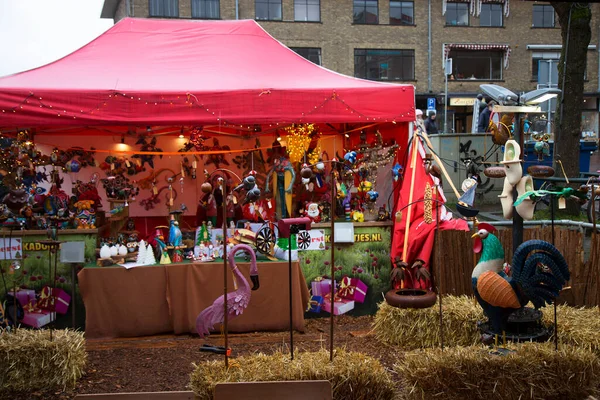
top-left (0, 18), bottom-right (415, 337)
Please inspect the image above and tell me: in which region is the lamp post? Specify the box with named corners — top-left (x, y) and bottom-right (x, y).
top-left (479, 84), bottom-right (560, 252)
top-left (444, 58), bottom-right (452, 134)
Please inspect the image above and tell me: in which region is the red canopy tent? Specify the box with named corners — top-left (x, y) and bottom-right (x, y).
top-left (0, 18), bottom-right (415, 128)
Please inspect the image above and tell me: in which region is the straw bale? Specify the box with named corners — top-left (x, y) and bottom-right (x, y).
top-left (0, 329), bottom-right (87, 393)
top-left (373, 295), bottom-right (484, 348)
top-left (395, 342), bottom-right (600, 400)
top-left (542, 304), bottom-right (600, 355)
top-left (189, 348), bottom-right (396, 400)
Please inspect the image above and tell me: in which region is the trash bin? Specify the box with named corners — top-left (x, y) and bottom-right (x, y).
top-left (523, 140), bottom-right (598, 175)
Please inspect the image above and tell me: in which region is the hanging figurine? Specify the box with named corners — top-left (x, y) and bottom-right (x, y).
top-left (133, 135), bottom-right (163, 169)
top-left (265, 145), bottom-right (296, 218)
top-left (532, 133), bottom-right (551, 162)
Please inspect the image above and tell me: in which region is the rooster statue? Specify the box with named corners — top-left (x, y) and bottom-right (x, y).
top-left (472, 223), bottom-right (570, 337)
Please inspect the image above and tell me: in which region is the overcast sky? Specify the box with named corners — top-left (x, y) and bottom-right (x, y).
top-left (0, 1), bottom-right (113, 77)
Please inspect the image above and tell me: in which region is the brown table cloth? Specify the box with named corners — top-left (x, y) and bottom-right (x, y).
top-left (79, 261), bottom-right (309, 339)
top-left (167, 261), bottom-right (309, 335)
top-left (78, 265), bottom-right (173, 339)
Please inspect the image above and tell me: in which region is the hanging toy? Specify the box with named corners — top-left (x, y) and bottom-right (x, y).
top-left (532, 133), bottom-right (551, 161)
top-left (301, 163), bottom-right (313, 189)
top-left (392, 163), bottom-right (403, 182)
top-left (344, 151), bottom-right (357, 164)
top-left (366, 190), bottom-right (379, 202)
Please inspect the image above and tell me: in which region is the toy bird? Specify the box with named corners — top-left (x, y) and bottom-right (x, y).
top-left (196, 244), bottom-right (260, 338)
top-left (168, 219), bottom-right (183, 247)
top-left (472, 223), bottom-right (570, 336)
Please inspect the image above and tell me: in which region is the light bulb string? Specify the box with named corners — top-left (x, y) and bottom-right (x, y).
top-left (1, 90), bottom-right (413, 125)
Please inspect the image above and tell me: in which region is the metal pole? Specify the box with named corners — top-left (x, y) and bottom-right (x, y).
top-left (222, 183), bottom-right (228, 368)
top-left (329, 163), bottom-right (336, 362)
top-left (435, 188), bottom-right (443, 350)
top-left (444, 71), bottom-right (448, 134)
top-left (547, 61), bottom-right (553, 135)
top-left (512, 112), bottom-right (524, 253)
top-left (71, 264), bottom-right (77, 329)
top-left (427, 0), bottom-right (432, 93)
top-left (584, 185), bottom-right (596, 304)
top-left (288, 235), bottom-right (294, 360)
top-left (550, 194), bottom-right (558, 351)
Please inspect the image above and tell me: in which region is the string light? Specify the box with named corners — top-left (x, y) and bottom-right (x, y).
top-left (0, 90), bottom-right (413, 127)
top-left (284, 123), bottom-right (317, 164)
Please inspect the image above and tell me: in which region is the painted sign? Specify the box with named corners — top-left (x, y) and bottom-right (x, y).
top-left (297, 230), bottom-right (325, 251)
top-left (299, 225), bottom-right (392, 316)
top-left (0, 238), bottom-right (23, 259)
top-left (450, 97), bottom-right (477, 106)
top-left (323, 232), bottom-right (383, 243)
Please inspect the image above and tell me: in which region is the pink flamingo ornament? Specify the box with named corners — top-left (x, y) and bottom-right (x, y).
top-left (195, 243), bottom-right (260, 338)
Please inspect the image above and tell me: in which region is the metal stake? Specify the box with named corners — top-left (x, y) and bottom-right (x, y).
top-left (329, 163), bottom-right (336, 362)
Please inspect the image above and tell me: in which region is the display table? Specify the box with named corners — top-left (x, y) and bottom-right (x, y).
top-left (78, 260), bottom-right (309, 339)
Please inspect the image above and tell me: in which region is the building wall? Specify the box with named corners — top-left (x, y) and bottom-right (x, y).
top-left (115, 0), bottom-right (129, 20)
top-left (112, 1), bottom-right (599, 104)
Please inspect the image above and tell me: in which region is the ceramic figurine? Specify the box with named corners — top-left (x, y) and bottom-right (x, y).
top-left (100, 244), bottom-right (111, 259)
top-left (118, 244), bottom-right (128, 256)
top-left (109, 245), bottom-right (119, 257)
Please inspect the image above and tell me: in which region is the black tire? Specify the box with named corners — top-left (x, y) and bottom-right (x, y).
top-left (385, 289), bottom-right (437, 309)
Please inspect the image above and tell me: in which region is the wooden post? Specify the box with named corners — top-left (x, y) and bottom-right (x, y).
top-left (402, 136), bottom-right (420, 265)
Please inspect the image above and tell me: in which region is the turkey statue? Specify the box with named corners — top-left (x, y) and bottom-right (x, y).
top-left (471, 223), bottom-right (570, 339)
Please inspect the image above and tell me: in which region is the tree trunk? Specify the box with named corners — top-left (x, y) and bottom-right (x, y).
top-left (551, 3), bottom-right (592, 180)
top-left (551, 3), bottom-right (591, 215)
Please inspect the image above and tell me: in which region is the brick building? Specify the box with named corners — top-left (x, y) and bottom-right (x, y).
top-left (101, 0), bottom-right (600, 135)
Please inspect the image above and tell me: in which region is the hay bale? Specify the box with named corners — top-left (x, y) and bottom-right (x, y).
top-left (189, 349), bottom-right (396, 400)
top-left (373, 295), bottom-right (483, 348)
top-left (0, 329), bottom-right (87, 393)
top-left (395, 342), bottom-right (600, 400)
top-left (542, 304), bottom-right (600, 355)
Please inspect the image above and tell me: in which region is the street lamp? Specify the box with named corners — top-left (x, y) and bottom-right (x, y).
top-left (479, 84), bottom-right (561, 252)
top-left (480, 84), bottom-right (560, 107)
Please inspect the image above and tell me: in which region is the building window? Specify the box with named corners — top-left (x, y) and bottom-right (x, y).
top-left (445, 2), bottom-right (468, 26)
top-left (149, 0), bottom-right (179, 17)
top-left (353, 0), bottom-right (378, 24)
top-left (256, 0), bottom-right (282, 21)
top-left (192, 0), bottom-right (219, 19)
top-left (390, 1), bottom-right (414, 25)
top-left (354, 49), bottom-right (414, 81)
top-left (295, 0), bottom-right (320, 22)
top-left (532, 4), bottom-right (555, 28)
top-left (532, 51), bottom-right (586, 82)
top-left (291, 47), bottom-right (322, 65)
top-left (449, 50), bottom-right (503, 80)
top-left (531, 52), bottom-right (560, 82)
top-left (480, 3), bottom-right (502, 27)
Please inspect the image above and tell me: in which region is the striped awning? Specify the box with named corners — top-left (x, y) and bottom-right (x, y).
top-left (444, 43), bottom-right (511, 68)
top-left (476, 0), bottom-right (510, 16)
top-left (443, 0), bottom-right (510, 16)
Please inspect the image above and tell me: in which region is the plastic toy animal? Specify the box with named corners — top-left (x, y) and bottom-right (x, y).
top-left (195, 244), bottom-right (260, 338)
top-left (472, 223), bottom-right (569, 336)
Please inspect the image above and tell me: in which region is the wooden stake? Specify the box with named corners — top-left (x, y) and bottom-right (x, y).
top-left (418, 130), bottom-right (461, 200)
top-left (402, 136), bottom-right (420, 267)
